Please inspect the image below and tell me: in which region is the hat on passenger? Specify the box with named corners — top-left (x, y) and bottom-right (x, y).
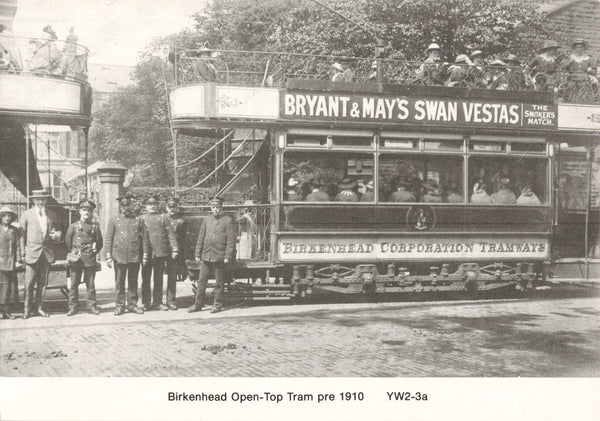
top-left (331, 62), bottom-right (344, 72)
top-left (540, 40), bottom-right (561, 52)
top-left (339, 177), bottom-right (357, 189)
top-left (500, 176), bottom-right (511, 187)
top-left (366, 180), bottom-right (374, 190)
top-left (425, 43), bottom-right (440, 53)
top-left (78, 199), bottom-right (96, 210)
top-left (470, 50), bottom-right (483, 59)
top-left (455, 54), bottom-right (470, 64)
top-left (116, 191), bottom-right (134, 202)
top-left (30, 189), bottom-right (51, 199)
top-left (0, 205), bottom-right (17, 217)
top-left (287, 177), bottom-right (299, 187)
top-left (209, 197), bottom-right (224, 206)
top-left (571, 38), bottom-right (588, 49)
top-left (504, 53), bottom-right (520, 65)
top-left (489, 58), bottom-right (507, 67)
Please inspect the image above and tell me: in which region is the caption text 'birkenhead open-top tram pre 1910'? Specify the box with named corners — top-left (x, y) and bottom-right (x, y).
top-left (168, 50), bottom-right (599, 301)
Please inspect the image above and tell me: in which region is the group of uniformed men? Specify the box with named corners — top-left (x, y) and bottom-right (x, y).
top-left (1, 190), bottom-right (233, 320)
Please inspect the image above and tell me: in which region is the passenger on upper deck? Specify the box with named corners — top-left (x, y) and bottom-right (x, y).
top-left (470, 180), bottom-right (492, 204)
top-left (491, 177), bottom-right (517, 204)
top-left (331, 62), bottom-right (345, 82)
top-left (0, 24), bottom-right (23, 71)
top-left (468, 50), bottom-right (490, 88)
top-left (335, 178), bottom-right (358, 202)
top-left (416, 43), bottom-right (444, 85)
top-left (305, 179), bottom-right (330, 202)
top-left (516, 183), bottom-right (541, 205)
top-left (389, 176), bottom-right (416, 203)
top-left (489, 59), bottom-right (509, 90)
top-left (563, 39), bottom-right (598, 86)
top-left (27, 26), bottom-right (63, 74)
top-left (193, 47), bottom-right (218, 82)
top-left (422, 180), bottom-right (442, 203)
top-left (445, 54), bottom-right (471, 87)
top-left (529, 40), bottom-right (562, 91)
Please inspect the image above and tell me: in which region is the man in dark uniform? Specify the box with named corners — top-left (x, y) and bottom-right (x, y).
top-left (164, 197), bottom-right (186, 310)
top-left (105, 192), bottom-right (144, 316)
top-left (141, 195), bottom-right (178, 311)
top-left (188, 197), bottom-right (234, 314)
top-left (65, 199), bottom-right (103, 316)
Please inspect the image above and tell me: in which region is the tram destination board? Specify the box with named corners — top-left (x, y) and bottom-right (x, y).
top-left (282, 91), bottom-right (557, 130)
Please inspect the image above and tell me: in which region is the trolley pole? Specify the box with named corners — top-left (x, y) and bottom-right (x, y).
top-left (84, 128), bottom-right (89, 199)
top-left (172, 129), bottom-right (179, 196)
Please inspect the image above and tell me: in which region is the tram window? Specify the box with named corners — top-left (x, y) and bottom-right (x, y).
top-left (331, 135), bottom-right (373, 149)
top-left (283, 151), bottom-right (375, 202)
top-left (286, 134), bottom-right (328, 147)
top-left (423, 139), bottom-right (464, 151)
top-left (470, 142), bottom-right (505, 153)
top-left (468, 156), bottom-right (548, 205)
top-left (379, 154), bottom-right (463, 203)
top-left (380, 137), bottom-right (418, 150)
top-left (510, 142), bottom-right (546, 154)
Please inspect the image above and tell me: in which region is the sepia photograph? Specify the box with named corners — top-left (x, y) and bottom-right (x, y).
top-left (0, 0), bottom-right (599, 420)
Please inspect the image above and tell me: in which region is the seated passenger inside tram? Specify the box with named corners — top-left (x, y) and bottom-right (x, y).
top-left (516, 182), bottom-right (541, 205)
top-left (304, 178), bottom-right (330, 202)
top-left (284, 175), bottom-right (302, 201)
top-left (360, 180), bottom-right (375, 202)
top-left (389, 176), bottom-right (416, 202)
top-left (422, 180), bottom-right (443, 203)
top-left (490, 177), bottom-right (517, 204)
top-left (444, 181), bottom-right (463, 203)
top-left (335, 178), bottom-right (359, 202)
top-left (470, 180), bottom-right (492, 204)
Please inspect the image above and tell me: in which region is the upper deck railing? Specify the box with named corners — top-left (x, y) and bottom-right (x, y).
top-left (0, 33), bottom-right (89, 83)
top-left (174, 49), bottom-right (600, 105)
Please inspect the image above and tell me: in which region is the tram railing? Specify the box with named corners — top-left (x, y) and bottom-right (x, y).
top-left (0, 34), bottom-right (89, 82)
top-left (174, 49), bottom-right (600, 104)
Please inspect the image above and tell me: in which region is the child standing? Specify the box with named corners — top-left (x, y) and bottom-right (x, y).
top-left (0, 206), bottom-right (21, 319)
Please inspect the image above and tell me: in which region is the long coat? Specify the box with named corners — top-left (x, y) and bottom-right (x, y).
top-left (0, 225), bottom-right (20, 271)
top-left (195, 214), bottom-right (235, 262)
top-left (19, 208), bottom-right (58, 265)
top-left (65, 220), bottom-right (103, 267)
top-left (105, 214), bottom-right (143, 264)
top-left (141, 214), bottom-right (178, 259)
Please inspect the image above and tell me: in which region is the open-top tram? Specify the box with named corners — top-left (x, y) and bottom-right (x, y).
top-left (169, 50), bottom-right (598, 300)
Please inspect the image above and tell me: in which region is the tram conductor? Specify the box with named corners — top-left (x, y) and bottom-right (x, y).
top-left (188, 197), bottom-right (234, 314)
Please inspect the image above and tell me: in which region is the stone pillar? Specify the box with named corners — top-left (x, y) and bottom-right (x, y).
top-left (97, 161), bottom-right (127, 257)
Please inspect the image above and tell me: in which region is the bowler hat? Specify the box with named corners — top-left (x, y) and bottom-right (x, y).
top-left (425, 43), bottom-right (440, 53)
top-left (78, 199), bottom-right (96, 210)
top-left (540, 40), bottom-right (561, 52)
top-left (339, 178), bottom-right (357, 189)
top-left (0, 205), bottom-right (17, 217)
top-left (29, 189), bottom-right (51, 199)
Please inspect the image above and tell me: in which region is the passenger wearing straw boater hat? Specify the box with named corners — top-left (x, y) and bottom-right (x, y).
top-left (335, 178), bottom-right (359, 202)
top-left (65, 199), bottom-right (103, 316)
top-left (0, 205), bottom-right (20, 319)
top-left (189, 197), bottom-right (234, 314)
top-left (19, 189), bottom-right (61, 319)
top-left (105, 191), bottom-right (145, 316)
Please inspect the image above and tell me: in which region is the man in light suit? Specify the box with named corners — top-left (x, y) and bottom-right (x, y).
top-left (19, 189), bottom-right (61, 318)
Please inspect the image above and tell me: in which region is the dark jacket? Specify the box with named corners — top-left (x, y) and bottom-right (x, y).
top-left (195, 214), bottom-right (235, 262)
top-left (65, 219), bottom-right (103, 267)
top-left (19, 208), bottom-right (59, 264)
top-left (0, 225), bottom-right (20, 271)
top-left (166, 215), bottom-right (186, 256)
top-left (105, 214), bottom-right (143, 264)
top-left (141, 213), bottom-right (178, 259)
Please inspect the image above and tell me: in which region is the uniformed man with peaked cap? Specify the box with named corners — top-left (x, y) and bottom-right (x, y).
top-left (105, 192), bottom-right (144, 315)
top-left (189, 197), bottom-right (234, 314)
top-left (65, 199), bottom-right (103, 316)
top-left (140, 195), bottom-right (178, 311)
top-left (164, 196), bottom-right (186, 310)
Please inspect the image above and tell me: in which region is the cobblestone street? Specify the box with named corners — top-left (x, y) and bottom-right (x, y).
top-left (1, 296), bottom-right (599, 377)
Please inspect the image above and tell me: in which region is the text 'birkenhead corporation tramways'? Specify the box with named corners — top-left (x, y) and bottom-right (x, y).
top-left (277, 238), bottom-right (549, 262)
top-left (282, 93), bottom-right (557, 128)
